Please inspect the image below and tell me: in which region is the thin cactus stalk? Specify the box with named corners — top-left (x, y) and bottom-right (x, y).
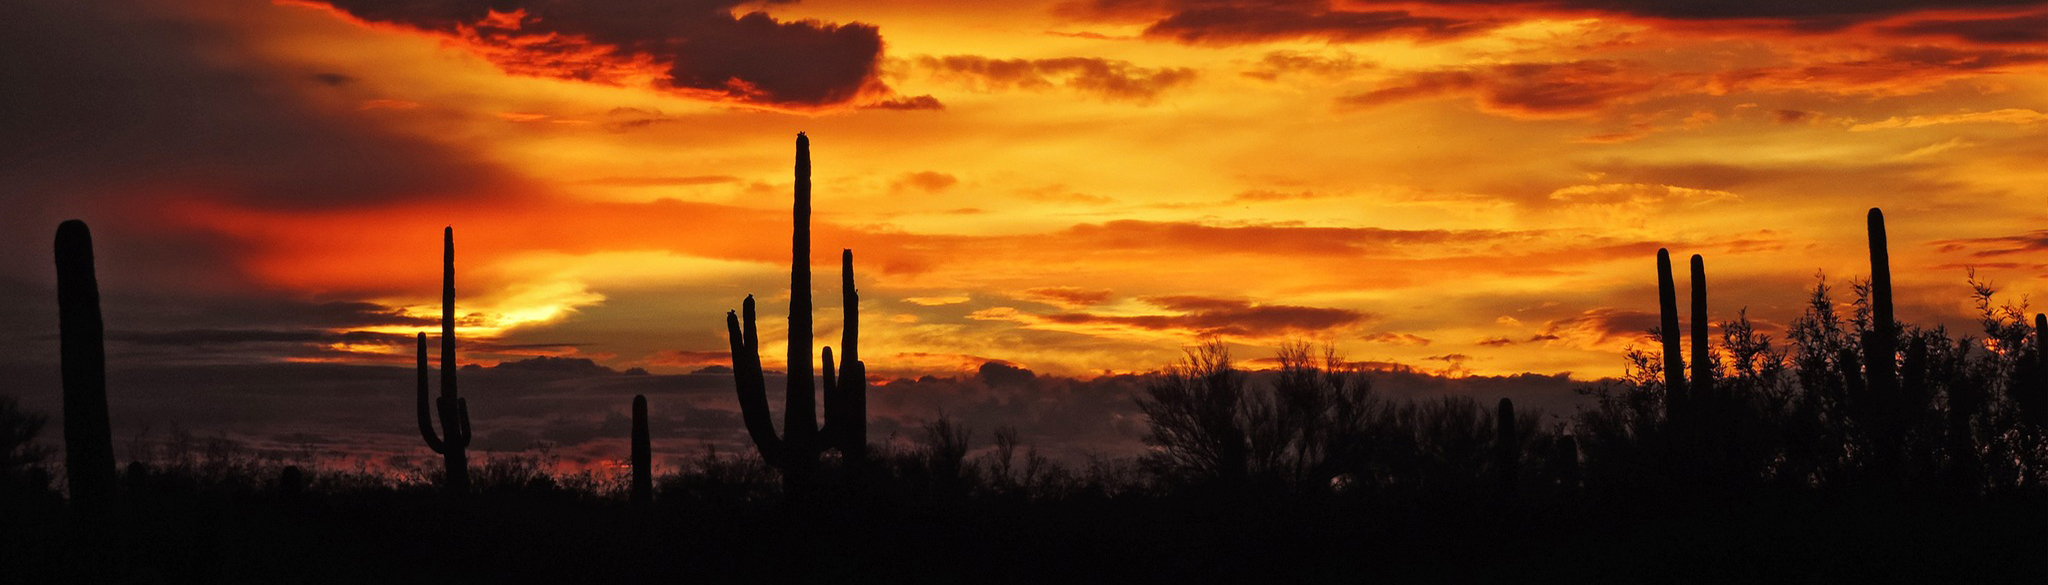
top-left (1495, 398), bottom-right (1517, 493)
top-left (1656, 249), bottom-right (1687, 423)
top-left (1866, 208), bottom-right (1899, 405)
top-left (2028, 314), bottom-right (2048, 428)
top-left (1864, 209), bottom-right (1902, 478)
top-left (416, 227), bottom-right (471, 493)
top-left (726, 133), bottom-right (868, 486)
top-left (1689, 254), bottom-right (1713, 405)
top-left (55, 220), bottom-right (116, 513)
top-left (631, 394), bottom-right (652, 505)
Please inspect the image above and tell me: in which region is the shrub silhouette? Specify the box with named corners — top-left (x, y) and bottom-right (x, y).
top-left (725, 133), bottom-right (867, 490)
top-left (415, 227), bottom-right (473, 494)
top-left (55, 219), bottom-right (117, 515)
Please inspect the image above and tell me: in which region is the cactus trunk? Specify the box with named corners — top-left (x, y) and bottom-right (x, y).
top-left (417, 227), bottom-right (471, 493)
top-left (55, 220), bottom-right (116, 513)
top-left (1656, 249), bottom-right (1687, 422)
top-left (1864, 209), bottom-right (1901, 478)
top-left (631, 394), bottom-right (651, 505)
top-left (1689, 254), bottom-right (1712, 405)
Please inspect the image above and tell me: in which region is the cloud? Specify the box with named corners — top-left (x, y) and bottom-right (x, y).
top-left (1532, 308), bottom-right (1660, 349)
top-left (916, 55), bottom-right (1198, 102)
top-left (1037, 295), bottom-right (1371, 338)
top-left (1849, 108), bottom-right (2048, 131)
top-left (300, 0), bottom-right (896, 108)
top-left (891, 171), bottom-right (960, 194)
top-left (1337, 61), bottom-right (1659, 118)
top-left (1882, 12), bottom-right (2048, 44)
top-left (1056, 0), bottom-right (1500, 44)
top-left (1241, 51), bottom-right (1375, 81)
top-left (1024, 287), bottom-right (1115, 307)
top-left (1932, 231), bottom-right (2048, 257)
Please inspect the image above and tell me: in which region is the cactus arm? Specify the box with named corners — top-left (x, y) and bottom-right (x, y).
top-left (728, 301), bottom-right (784, 461)
top-left (838, 248), bottom-right (865, 458)
top-left (820, 346), bottom-right (837, 440)
top-left (1690, 254), bottom-right (1713, 401)
top-left (416, 332), bottom-right (447, 455)
top-left (1656, 249), bottom-right (1688, 419)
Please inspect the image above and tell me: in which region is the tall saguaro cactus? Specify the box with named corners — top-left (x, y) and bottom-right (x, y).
top-left (1689, 254), bottom-right (1713, 404)
top-left (55, 220), bottom-right (116, 512)
top-left (1656, 249), bottom-right (1688, 422)
top-left (1864, 209), bottom-right (1903, 478)
top-left (726, 133), bottom-right (868, 486)
top-left (1865, 209), bottom-right (1899, 408)
top-left (631, 394), bottom-right (651, 505)
top-left (416, 227), bottom-right (472, 493)
top-left (2024, 314), bottom-right (2048, 428)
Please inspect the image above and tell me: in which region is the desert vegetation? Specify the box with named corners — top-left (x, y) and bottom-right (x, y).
top-left (3, 135), bottom-right (2042, 582)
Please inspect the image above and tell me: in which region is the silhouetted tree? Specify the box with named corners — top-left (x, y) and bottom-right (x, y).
top-left (1136, 340), bottom-right (1256, 487)
top-left (55, 220), bottom-right (116, 514)
top-left (416, 227), bottom-right (473, 494)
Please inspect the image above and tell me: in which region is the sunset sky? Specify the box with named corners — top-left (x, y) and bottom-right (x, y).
top-left (2, 0), bottom-right (2044, 466)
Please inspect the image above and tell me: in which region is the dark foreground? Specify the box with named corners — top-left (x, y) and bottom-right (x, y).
top-left (5, 486), bottom-right (2041, 584)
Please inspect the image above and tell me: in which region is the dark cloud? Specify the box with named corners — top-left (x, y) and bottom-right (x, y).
top-left (307, 0), bottom-right (894, 108)
top-left (1041, 295), bottom-right (1370, 337)
top-left (1534, 308), bottom-right (1660, 347)
top-left (917, 55), bottom-right (1198, 102)
top-left (1884, 12), bottom-right (2048, 44)
top-left (1058, 0), bottom-right (1499, 44)
top-left (1337, 61), bottom-right (1658, 118)
top-left (1024, 287), bottom-right (1115, 307)
top-left (1932, 230), bottom-right (2048, 257)
top-left (861, 95), bottom-right (946, 110)
top-left (1060, 0), bottom-right (2048, 43)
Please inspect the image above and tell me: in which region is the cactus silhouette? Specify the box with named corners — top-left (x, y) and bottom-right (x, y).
top-left (1863, 209), bottom-right (1903, 478)
top-left (725, 133), bottom-right (867, 487)
top-left (1689, 254), bottom-right (1713, 405)
top-left (1495, 398), bottom-right (1517, 493)
top-left (2025, 314), bottom-right (2048, 428)
top-left (1656, 249), bottom-right (1687, 423)
top-left (415, 228), bottom-right (472, 493)
top-left (631, 394), bottom-right (651, 505)
top-left (54, 220), bottom-right (116, 513)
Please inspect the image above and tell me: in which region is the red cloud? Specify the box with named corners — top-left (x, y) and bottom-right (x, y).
top-left (296, 0), bottom-right (897, 108)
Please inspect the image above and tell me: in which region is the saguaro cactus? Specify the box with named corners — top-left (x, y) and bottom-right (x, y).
top-left (631, 394), bottom-right (651, 505)
top-left (1689, 254), bottom-right (1713, 404)
top-left (1864, 209), bottom-right (1902, 477)
top-left (55, 220), bottom-right (116, 512)
top-left (1495, 398), bottom-right (1518, 493)
top-left (1656, 249), bottom-right (1687, 422)
top-left (416, 228), bottom-right (472, 493)
top-left (725, 133), bottom-right (867, 486)
top-left (2024, 314), bottom-right (2048, 428)
top-left (1865, 209), bottom-right (1899, 409)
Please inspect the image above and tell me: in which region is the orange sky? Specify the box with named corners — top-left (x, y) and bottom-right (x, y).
top-left (6, 0), bottom-right (2047, 385)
